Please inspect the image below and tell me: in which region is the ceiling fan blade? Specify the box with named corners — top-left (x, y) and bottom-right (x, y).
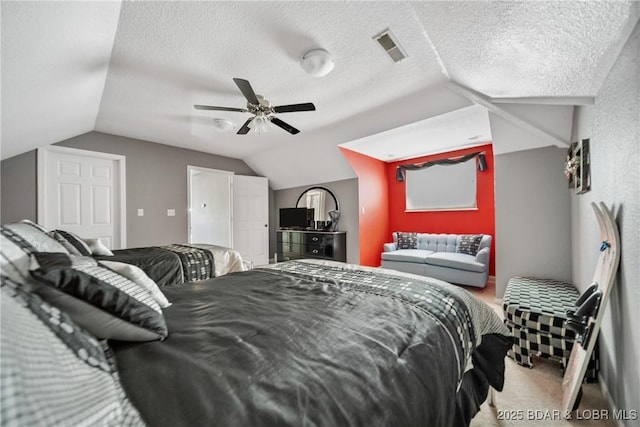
top-left (272, 103), bottom-right (316, 113)
top-left (194, 105), bottom-right (248, 113)
top-left (237, 118), bottom-right (253, 135)
top-left (233, 78), bottom-right (260, 105)
top-left (271, 117), bottom-right (300, 135)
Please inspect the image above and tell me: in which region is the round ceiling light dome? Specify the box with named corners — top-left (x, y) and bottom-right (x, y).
top-left (212, 118), bottom-right (234, 132)
top-left (301, 49), bottom-right (335, 77)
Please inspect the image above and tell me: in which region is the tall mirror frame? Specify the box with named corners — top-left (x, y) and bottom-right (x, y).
top-left (295, 186), bottom-right (340, 228)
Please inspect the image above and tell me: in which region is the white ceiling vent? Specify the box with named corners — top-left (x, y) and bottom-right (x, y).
top-left (374, 29), bottom-right (407, 63)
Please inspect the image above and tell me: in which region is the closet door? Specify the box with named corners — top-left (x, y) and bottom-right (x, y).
top-left (38, 146), bottom-right (126, 249)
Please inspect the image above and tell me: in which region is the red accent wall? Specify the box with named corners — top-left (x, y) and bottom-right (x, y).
top-left (386, 144), bottom-right (495, 275)
top-left (340, 144), bottom-right (495, 274)
top-left (339, 147), bottom-right (389, 266)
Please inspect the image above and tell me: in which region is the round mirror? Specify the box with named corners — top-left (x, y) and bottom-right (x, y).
top-left (295, 186), bottom-right (339, 223)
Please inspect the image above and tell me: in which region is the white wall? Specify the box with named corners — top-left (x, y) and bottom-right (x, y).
top-left (494, 146), bottom-right (572, 298)
top-left (570, 22), bottom-right (639, 422)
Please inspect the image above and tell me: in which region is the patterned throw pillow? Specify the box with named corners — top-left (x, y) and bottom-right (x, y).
top-left (19, 219), bottom-right (49, 233)
top-left (2, 222), bottom-right (68, 253)
top-left (50, 230), bottom-right (92, 256)
top-left (1, 276), bottom-right (144, 426)
top-left (0, 224), bottom-right (68, 284)
top-left (2, 275), bottom-right (112, 373)
top-left (29, 252), bottom-right (168, 341)
top-left (456, 234), bottom-right (483, 256)
top-left (396, 232), bottom-right (418, 249)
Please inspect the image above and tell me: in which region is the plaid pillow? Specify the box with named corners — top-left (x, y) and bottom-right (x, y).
top-left (456, 234), bottom-right (483, 256)
top-left (396, 232), bottom-right (418, 249)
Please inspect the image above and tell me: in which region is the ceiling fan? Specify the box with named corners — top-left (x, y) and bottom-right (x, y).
top-left (194, 78), bottom-right (316, 135)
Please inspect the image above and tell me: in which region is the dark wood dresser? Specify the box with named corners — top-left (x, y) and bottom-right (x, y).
top-left (276, 230), bottom-right (346, 262)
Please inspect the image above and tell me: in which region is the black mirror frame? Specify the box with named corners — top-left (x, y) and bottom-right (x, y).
top-left (295, 185), bottom-right (340, 212)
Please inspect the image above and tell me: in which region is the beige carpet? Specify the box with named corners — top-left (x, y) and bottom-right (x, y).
top-left (467, 284), bottom-right (616, 427)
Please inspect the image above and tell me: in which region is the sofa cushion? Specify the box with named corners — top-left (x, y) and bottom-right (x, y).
top-left (396, 232), bottom-right (418, 249)
top-left (456, 234), bottom-right (483, 255)
top-left (418, 234), bottom-right (458, 252)
top-left (424, 252), bottom-right (486, 273)
top-left (381, 249), bottom-right (434, 263)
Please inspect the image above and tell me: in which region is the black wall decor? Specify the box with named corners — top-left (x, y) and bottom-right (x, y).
top-left (396, 151), bottom-right (487, 182)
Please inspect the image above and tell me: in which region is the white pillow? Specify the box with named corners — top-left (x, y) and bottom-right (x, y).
top-left (99, 260), bottom-right (171, 308)
top-left (84, 238), bottom-right (114, 256)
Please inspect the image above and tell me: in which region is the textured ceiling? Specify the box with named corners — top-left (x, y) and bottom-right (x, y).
top-left (2, 1), bottom-right (639, 189)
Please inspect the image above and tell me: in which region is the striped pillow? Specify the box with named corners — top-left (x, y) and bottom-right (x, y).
top-left (50, 230), bottom-right (92, 256)
top-left (29, 252), bottom-right (168, 341)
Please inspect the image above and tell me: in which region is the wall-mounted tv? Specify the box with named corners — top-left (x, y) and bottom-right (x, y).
top-left (279, 208), bottom-right (309, 229)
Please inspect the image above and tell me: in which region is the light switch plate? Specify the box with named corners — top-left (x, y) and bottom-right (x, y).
top-left (167, 209), bottom-right (176, 217)
top-left (137, 209), bottom-right (144, 217)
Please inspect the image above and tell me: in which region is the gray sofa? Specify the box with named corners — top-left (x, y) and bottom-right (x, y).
top-left (381, 232), bottom-right (492, 288)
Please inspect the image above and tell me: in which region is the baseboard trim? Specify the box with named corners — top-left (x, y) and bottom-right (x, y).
top-left (598, 373), bottom-right (625, 427)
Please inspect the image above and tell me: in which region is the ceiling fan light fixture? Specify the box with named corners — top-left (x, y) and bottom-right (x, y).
top-left (248, 113), bottom-right (272, 134)
top-left (212, 118), bottom-right (234, 132)
top-left (301, 49), bottom-right (334, 77)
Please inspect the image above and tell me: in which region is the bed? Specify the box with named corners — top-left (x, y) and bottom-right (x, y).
top-left (93, 243), bottom-right (247, 286)
top-left (46, 224), bottom-right (247, 285)
top-left (1, 221), bottom-right (512, 427)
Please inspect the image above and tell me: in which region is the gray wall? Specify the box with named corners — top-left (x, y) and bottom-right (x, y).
top-left (1, 131), bottom-right (259, 247)
top-left (570, 23), bottom-right (639, 423)
top-left (494, 146), bottom-right (572, 298)
top-left (273, 179), bottom-right (360, 265)
top-left (1, 150), bottom-right (37, 223)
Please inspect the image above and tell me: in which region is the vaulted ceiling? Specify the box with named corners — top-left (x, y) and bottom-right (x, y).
top-left (2, 1), bottom-right (638, 189)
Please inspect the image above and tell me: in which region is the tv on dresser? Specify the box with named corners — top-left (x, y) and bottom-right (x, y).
top-left (279, 208), bottom-right (311, 229)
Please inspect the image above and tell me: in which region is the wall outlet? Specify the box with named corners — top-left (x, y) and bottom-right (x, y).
top-left (167, 209), bottom-right (176, 217)
top-left (137, 209), bottom-right (144, 217)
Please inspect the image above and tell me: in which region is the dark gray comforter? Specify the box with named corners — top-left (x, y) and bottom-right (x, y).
top-left (95, 244), bottom-right (215, 286)
top-left (111, 260), bottom-right (512, 427)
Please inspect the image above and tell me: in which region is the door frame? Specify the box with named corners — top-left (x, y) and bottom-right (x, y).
top-left (37, 145), bottom-right (127, 248)
top-left (187, 166), bottom-right (234, 245)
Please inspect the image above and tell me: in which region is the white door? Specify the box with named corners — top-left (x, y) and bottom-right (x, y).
top-left (188, 166), bottom-right (233, 246)
top-left (38, 146), bottom-right (126, 249)
top-left (233, 175), bottom-right (269, 266)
